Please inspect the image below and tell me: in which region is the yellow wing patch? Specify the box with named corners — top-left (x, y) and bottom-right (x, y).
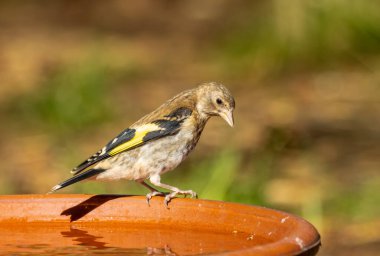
top-left (108, 123), bottom-right (160, 156)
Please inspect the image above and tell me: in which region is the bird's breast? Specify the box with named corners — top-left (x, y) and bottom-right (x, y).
top-left (95, 120), bottom-right (203, 181)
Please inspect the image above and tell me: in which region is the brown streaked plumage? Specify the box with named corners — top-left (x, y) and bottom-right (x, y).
top-left (50, 82), bottom-right (235, 206)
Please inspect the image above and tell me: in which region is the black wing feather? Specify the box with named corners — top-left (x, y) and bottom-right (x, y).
top-left (72, 128), bottom-right (136, 174)
top-left (71, 107), bottom-right (192, 175)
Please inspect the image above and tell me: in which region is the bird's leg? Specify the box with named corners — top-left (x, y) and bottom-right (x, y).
top-left (136, 180), bottom-right (165, 205)
top-left (149, 175), bottom-right (198, 207)
top-left (137, 179), bottom-right (161, 192)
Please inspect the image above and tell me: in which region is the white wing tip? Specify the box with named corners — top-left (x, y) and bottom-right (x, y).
top-left (49, 184), bottom-right (62, 193)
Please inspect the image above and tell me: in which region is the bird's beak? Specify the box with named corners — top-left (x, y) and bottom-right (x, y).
top-left (220, 109), bottom-right (234, 127)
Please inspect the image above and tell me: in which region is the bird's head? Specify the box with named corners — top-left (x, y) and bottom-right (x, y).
top-left (196, 82), bottom-right (235, 127)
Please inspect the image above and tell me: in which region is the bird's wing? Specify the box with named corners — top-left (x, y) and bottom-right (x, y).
top-left (71, 107), bottom-right (193, 175)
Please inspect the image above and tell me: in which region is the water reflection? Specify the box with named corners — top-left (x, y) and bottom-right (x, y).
top-left (61, 227), bottom-right (177, 255)
top-left (147, 245), bottom-right (177, 255)
top-left (61, 228), bottom-right (111, 249)
top-left (0, 224), bottom-right (260, 255)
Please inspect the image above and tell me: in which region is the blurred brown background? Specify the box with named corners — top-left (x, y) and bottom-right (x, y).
top-left (0, 1), bottom-right (379, 255)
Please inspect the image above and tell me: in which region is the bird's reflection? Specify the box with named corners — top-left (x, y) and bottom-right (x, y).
top-left (61, 228), bottom-right (111, 250)
top-left (147, 245), bottom-right (177, 255)
top-left (61, 227), bottom-right (177, 255)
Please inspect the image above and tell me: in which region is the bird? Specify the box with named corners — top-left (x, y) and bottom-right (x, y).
top-left (50, 82), bottom-right (235, 206)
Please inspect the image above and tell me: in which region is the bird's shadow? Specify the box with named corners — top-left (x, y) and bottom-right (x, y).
top-left (61, 194), bottom-right (132, 222)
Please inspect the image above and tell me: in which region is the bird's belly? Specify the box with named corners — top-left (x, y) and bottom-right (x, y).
top-left (95, 129), bottom-right (195, 181)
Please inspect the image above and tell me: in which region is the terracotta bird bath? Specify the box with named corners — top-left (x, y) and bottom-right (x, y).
top-left (0, 194), bottom-right (320, 255)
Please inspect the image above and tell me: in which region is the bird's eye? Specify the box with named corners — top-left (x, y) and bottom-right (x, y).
top-left (216, 98), bottom-right (223, 105)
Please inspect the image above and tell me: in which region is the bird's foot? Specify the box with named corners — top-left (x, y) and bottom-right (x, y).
top-left (164, 190), bottom-right (198, 208)
top-left (146, 191), bottom-right (166, 206)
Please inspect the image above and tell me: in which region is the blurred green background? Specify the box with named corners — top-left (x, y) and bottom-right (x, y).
top-left (0, 0), bottom-right (379, 255)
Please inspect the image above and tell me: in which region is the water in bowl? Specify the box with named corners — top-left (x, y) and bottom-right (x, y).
top-left (0, 223), bottom-right (273, 255)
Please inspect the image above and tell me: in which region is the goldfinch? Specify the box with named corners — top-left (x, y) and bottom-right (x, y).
top-left (50, 82), bottom-right (235, 206)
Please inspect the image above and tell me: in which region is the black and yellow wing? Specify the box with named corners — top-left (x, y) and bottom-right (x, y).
top-left (72, 107), bottom-right (193, 175)
top-left (50, 107), bottom-right (193, 192)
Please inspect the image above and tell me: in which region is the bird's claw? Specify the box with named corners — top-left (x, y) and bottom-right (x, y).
top-left (146, 191), bottom-right (165, 206)
top-left (164, 190), bottom-right (198, 208)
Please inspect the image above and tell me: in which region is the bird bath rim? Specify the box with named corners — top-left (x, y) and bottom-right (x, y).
top-left (0, 194), bottom-right (320, 255)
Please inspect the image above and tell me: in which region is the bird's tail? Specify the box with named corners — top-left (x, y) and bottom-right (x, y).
top-left (49, 168), bottom-right (105, 193)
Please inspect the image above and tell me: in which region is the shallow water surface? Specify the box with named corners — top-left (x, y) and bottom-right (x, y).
top-left (0, 224), bottom-right (272, 255)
